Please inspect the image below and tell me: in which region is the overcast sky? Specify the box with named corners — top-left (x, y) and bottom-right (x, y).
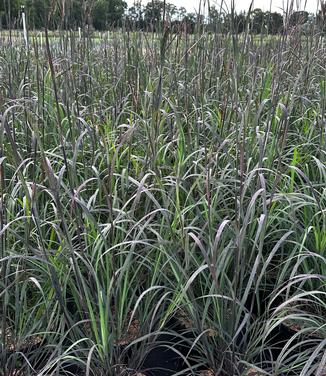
top-left (126, 0), bottom-right (321, 13)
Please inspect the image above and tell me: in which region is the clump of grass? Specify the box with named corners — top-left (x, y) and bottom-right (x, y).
top-left (0, 2), bottom-right (325, 375)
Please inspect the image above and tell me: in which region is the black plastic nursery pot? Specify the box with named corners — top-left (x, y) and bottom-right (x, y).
top-left (1, 303), bottom-right (324, 376)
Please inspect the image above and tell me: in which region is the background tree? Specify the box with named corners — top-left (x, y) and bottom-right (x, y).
top-left (208, 6), bottom-right (222, 32)
top-left (0, 0), bottom-right (24, 28)
top-left (265, 11), bottom-right (283, 34)
top-left (0, 0), bottom-right (325, 34)
top-left (107, 0), bottom-right (126, 26)
top-left (317, 0), bottom-right (326, 32)
top-left (289, 10), bottom-right (309, 27)
top-left (178, 6), bottom-right (187, 21)
top-left (250, 8), bottom-right (264, 34)
top-left (25, 0), bottom-right (53, 29)
top-left (92, 0), bottom-right (107, 29)
top-left (144, 0), bottom-right (163, 30)
top-left (165, 3), bottom-right (177, 22)
top-left (182, 12), bottom-right (196, 33)
top-left (234, 12), bottom-right (246, 33)
top-left (91, 0), bottom-right (126, 29)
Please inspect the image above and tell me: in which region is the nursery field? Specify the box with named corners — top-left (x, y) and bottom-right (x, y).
top-left (0, 27), bottom-right (325, 376)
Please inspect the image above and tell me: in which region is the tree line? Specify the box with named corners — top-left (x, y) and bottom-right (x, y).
top-left (0, 0), bottom-right (325, 33)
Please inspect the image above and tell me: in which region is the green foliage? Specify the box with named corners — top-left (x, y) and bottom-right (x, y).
top-left (0, 0), bottom-right (24, 28)
top-left (0, 5), bottom-right (325, 376)
top-left (25, 0), bottom-right (51, 29)
top-left (249, 9), bottom-right (283, 34)
top-left (317, 1), bottom-right (326, 32)
top-left (0, 0), bottom-right (323, 33)
top-left (92, 0), bottom-right (127, 29)
top-left (92, 0), bottom-right (109, 30)
top-left (289, 10), bottom-right (309, 26)
top-left (0, 0), bottom-right (127, 30)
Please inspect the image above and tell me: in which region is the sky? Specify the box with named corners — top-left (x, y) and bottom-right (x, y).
top-left (125, 0), bottom-right (321, 13)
